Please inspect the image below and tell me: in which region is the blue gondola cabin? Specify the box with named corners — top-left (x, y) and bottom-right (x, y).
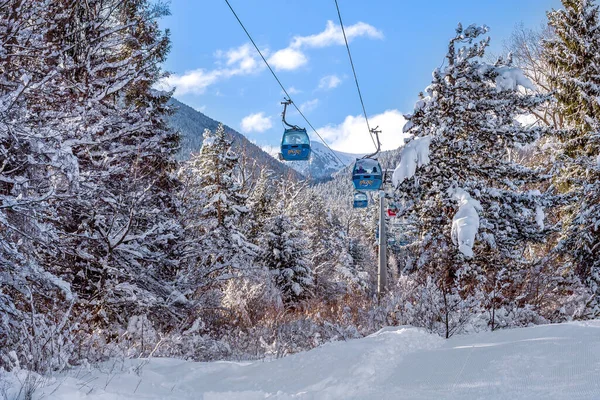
top-left (280, 128), bottom-right (311, 161)
top-left (353, 192), bottom-right (368, 208)
top-left (352, 158), bottom-right (382, 191)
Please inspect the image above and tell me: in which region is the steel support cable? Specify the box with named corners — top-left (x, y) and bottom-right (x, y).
top-left (223, 0), bottom-right (347, 167)
top-left (334, 0), bottom-right (378, 152)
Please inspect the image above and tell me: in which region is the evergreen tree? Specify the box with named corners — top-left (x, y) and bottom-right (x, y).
top-left (258, 202), bottom-right (314, 307)
top-left (301, 189), bottom-right (368, 296)
top-left (244, 168), bottom-right (275, 242)
top-left (545, 0), bottom-right (600, 316)
top-left (40, 0), bottom-right (181, 329)
top-left (301, 192), bottom-right (337, 295)
top-left (178, 124), bottom-right (256, 302)
top-left (310, 175), bottom-right (376, 295)
top-left (546, 0), bottom-right (600, 132)
top-left (396, 24), bottom-right (554, 330)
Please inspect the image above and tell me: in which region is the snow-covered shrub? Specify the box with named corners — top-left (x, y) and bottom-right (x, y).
top-left (388, 275), bottom-right (480, 338)
top-left (122, 315), bottom-right (160, 358)
top-left (1, 293), bottom-right (76, 374)
top-left (221, 271), bottom-right (284, 327)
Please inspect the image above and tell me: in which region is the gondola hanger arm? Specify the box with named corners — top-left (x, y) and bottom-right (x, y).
top-left (362, 126), bottom-right (381, 159)
top-left (281, 98), bottom-right (300, 130)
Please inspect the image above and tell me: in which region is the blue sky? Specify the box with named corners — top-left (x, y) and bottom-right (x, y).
top-left (159, 0), bottom-right (561, 154)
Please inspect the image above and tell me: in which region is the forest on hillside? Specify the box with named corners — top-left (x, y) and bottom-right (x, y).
top-left (1, 0), bottom-right (600, 378)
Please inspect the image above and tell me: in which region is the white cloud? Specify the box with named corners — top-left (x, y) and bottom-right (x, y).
top-left (161, 44), bottom-right (263, 96)
top-left (159, 21), bottom-right (383, 94)
top-left (317, 110), bottom-right (408, 154)
top-left (268, 48), bottom-right (308, 71)
top-left (222, 43), bottom-right (261, 74)
top-left (291, 20), bottom-right (383, 49)
top-left (240, 112), bottom-right (273, 133)
top-left (318, 75), bottom-right (342, 90)
top-left (287, 86), bottom-right (302, 95)
top-left (269, 21), bottom-right (383, 72)
top-left (160, 69), bottom-right (222, 96)
top-left (299, 99), bottom-right (319, 113)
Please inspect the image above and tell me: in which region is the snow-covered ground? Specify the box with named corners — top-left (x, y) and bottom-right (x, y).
top-left (3, 321), bottom-right (600, 399)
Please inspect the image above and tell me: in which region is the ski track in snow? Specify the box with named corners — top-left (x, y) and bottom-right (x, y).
top-left (6, 321), bottom-right (600, 399)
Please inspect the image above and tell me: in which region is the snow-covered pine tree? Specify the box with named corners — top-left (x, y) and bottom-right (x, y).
top-left (31, 0), bottom-right (183, 333)
top-left (396, 24), bottom-right (554, 331)
top-left (309, 175), bottom-right (376, 295)
top-left (0, 0), bottom-right (182, 367)
top-left (300, 191), bottom-right (338, 297)
top-left (545, 0), bottom-right (600, 131)
top-left (244, 168), bottom-right (275, 242)
top-left (544, 0), bottom-right (600, 317)
top-left (177, 124), bottom-right (256, 305)
top-left (300, 189), bottom-right (369, 297)
top-left (258, 200), bottom-right (314, 308)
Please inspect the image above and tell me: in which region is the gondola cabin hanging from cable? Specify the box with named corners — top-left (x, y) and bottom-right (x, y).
top-left (353, 192), bottom-right (368, 208)
top-left (279, 99), bottom-right (311, 161)
top-left (352, 158), bottom-right (382, 191)
top-left (281, 128), bottom-right (311, 161)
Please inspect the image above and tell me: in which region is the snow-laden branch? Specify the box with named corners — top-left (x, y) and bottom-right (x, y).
top-left (478, 64), bottom-right (536, 92)
top-left (392, 136), bottom-right (432, 187)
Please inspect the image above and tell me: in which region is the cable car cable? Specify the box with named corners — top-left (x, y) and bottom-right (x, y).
top-left (223, 0), bottom-right (346, 167)
top-left (333, 0), bottom-right (378, 152)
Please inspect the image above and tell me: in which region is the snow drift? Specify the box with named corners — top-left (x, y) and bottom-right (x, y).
top-left (3, 321), bottom-right (600, 399)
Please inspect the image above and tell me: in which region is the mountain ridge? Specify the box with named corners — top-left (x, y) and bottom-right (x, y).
top-left (263, 140), bottom-right (363, 181)
top-left (167, 97), bottom-right (363, 182)
top-left (168, 98), bottom-right (303, 182)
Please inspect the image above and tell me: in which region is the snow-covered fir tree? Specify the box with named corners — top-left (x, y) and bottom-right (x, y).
top-left (258, 200), bottom-right (314, 307)
top-left (300, 189), bottom-right (369, 296)
top-left (300, 191), bottom-right (340, 297)
top-left (310, 177), bottom-right (376, 293)
top-left (544, 0), bottom-right (600, 317)
top-left (44, 0), bottom-right (181, 330)
top-left (545, 0), bottom-right (600, 131)
top-left (395, 24), bottom-right (555, 332)
top-left (178, 124), bottom-right (256, 304)
top-left (244, 168), bottom-right (275, 242)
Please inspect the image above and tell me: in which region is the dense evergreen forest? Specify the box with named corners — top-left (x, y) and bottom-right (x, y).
top-left (1, 0), bottom-right (600, 376)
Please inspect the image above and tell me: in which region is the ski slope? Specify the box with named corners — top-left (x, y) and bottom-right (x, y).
top-left (4, 321), bottom-right (600, 399)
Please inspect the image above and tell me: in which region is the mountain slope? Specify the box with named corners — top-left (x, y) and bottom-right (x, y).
top-left (264, 141), bottom-right (362, 181)
top-left (168, 98), bottom-right (303, 181)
